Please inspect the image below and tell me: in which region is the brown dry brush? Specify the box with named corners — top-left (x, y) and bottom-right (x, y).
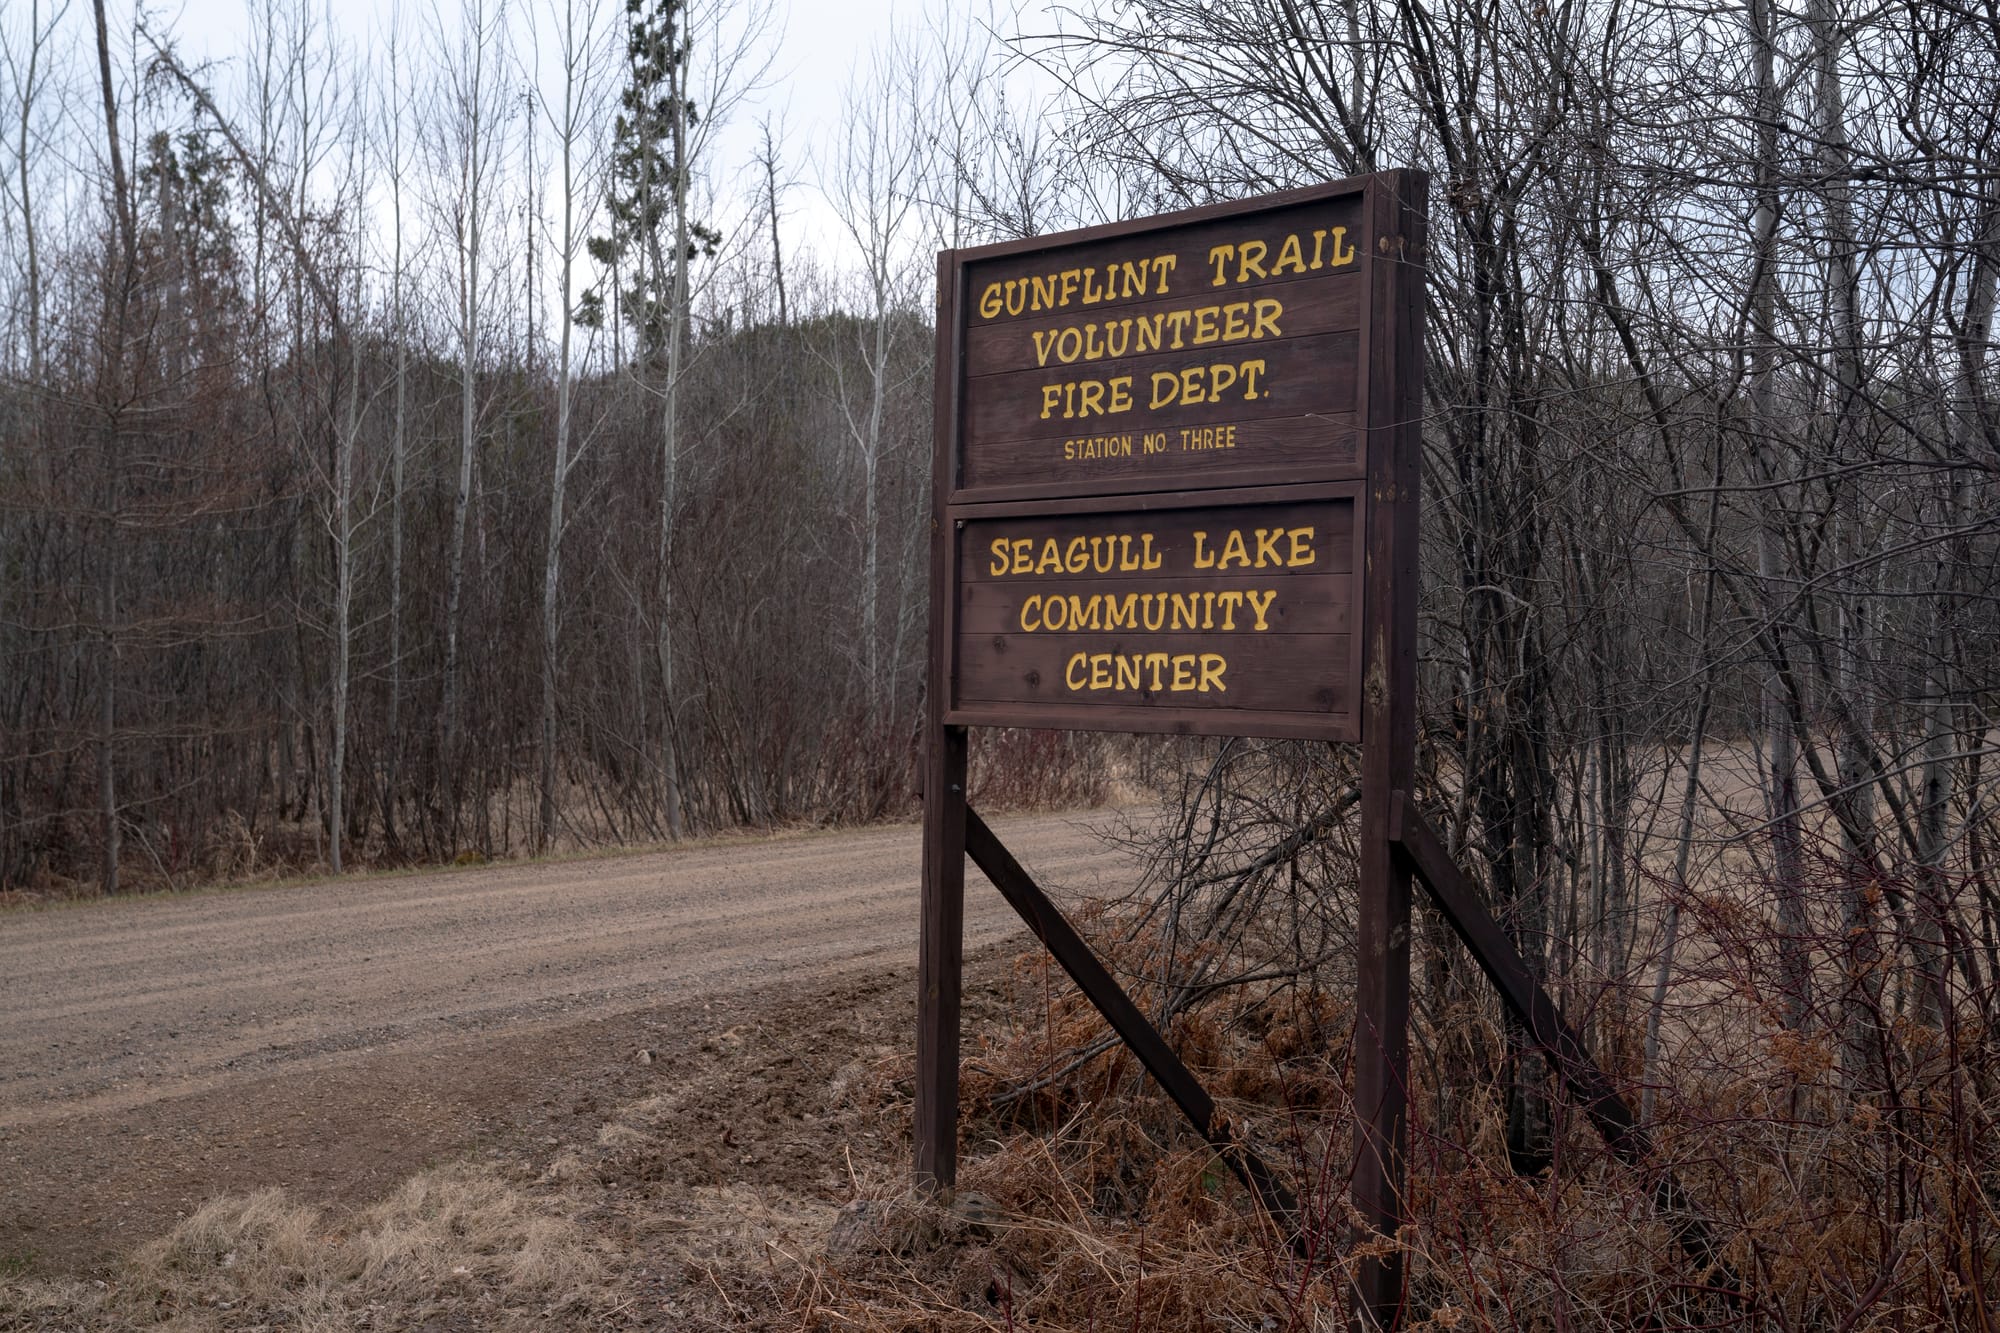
top-left (805, 743), bottom-right (2000, 1330)
top-left (0, 1163), bottom-right (616, 1333)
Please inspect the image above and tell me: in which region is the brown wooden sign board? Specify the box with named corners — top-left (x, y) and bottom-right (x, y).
top-left (952, 486), bottom-right (1364, 739)
top-left (937, 179), bottom-right (1397, 742)
top-left (919, 171), bottom-right (1428, 1330)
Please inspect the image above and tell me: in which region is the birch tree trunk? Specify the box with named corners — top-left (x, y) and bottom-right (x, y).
top-left (536, 0), bottom-right (605, 854)
top-left (436, 0), bottom-right (501, 848)
top-left (384, 25), bottom-right (410, 857)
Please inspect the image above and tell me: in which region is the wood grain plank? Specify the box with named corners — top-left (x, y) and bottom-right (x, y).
top-left (954, 631), bottom-right (1351, 715)
top-left (964, 271), bottom-right (1362, 379)
top-left (960, 413), bottom-right (1360, 492)
top-left (963, 195), bottom-right (1366, 323)
top-left (964, 331), bottom-right (1359, 450)
top-left (957, 574), bottom-right (1354, 637)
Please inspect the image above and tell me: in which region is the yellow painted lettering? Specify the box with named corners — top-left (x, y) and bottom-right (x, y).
top-left (1255, 527), bottom-right (1284, 567)
top-left (1198, 653), bottom-right (1228, 692)
top-left (1247, 589), bottom-right (1278, 630)
top-left (1206, 243), bottom-right (1234, 286)
top-left (989, 538), bottom-right (1010, 576)
top-left (1118, 258), bottom-right (1147, 297)
top-left (1219, 529), bottom-right (1251, 570)
top-left (1035, 538), bottom-right (1064, 575)
top-left (1170, 654), bottom-right (1197, 690)
top-left (1272, 233), bottom-right (1307, 276)
top-left (1192, 530), bottom-right (1214, 569)
top-left (1065, 652), bottom-right (1088, 689)
top-left (979, 282), bottom-right (1004, 318)
top-left (1253, 298), bottom-right (1283, 339)
top-left (1287, 526), bottom-right (1316, 566)
top-left (1019, 594), bottom-right (1042, 632)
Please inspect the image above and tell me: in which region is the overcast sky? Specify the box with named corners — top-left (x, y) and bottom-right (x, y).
top-left (145, 0), bottom-right (992, 282)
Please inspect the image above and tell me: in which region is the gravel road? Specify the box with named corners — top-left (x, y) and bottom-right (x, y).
top-left (0, 810), bottom-right (1138, 1274)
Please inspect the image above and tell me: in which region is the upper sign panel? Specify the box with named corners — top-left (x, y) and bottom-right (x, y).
top-left (954, 189), bottom-right (1368, 501)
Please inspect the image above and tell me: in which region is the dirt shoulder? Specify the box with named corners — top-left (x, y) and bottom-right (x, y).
top-left (0, 811), bottom-right (1137, 1280)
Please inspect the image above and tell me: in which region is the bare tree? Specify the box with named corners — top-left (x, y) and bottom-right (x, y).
top-left (424, 0), bottom-right (508, 846)
top-left (824, 34), bottom-right (923, 746)
top-left (530, 0), bottom-right (611, 852)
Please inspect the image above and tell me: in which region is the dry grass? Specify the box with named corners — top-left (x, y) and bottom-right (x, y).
top-left (0, 1163), bottom-right (610, 1332)
top-left (782, 876), bottom-right (2000, 1332)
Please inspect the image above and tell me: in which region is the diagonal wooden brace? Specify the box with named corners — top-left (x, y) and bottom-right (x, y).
top-left (964, 807), bottom-right (1306, 1249)
top-left (1387, 791), bottom-right (1743, 1302)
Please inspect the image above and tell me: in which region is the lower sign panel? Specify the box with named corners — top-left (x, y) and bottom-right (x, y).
top-left (947, 490), bottom-right (1364, 741)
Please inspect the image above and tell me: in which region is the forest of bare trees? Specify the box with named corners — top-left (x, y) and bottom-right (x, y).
top-left (0, 0), bottom-right (965, 890)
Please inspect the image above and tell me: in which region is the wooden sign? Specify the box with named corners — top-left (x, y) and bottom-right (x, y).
top-left (920, 171), bottom-right (1427, 1329)
top-left (951, 487), bottom-right (1364, 739)
top-left (933, 177), bottom-right (1402, 741)
top-left (953, 192), bottom-right (1367, 501)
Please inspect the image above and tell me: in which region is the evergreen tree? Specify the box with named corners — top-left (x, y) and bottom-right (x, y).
top-left (577, 0), bottom-right (719, 357)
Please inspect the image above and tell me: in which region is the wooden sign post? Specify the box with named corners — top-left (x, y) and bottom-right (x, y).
top-left (919, 171), bottom-right (1427, 1328)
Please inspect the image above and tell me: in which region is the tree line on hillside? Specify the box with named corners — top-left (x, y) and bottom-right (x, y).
top-left (0, 0), bottom-right (1000, 890)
